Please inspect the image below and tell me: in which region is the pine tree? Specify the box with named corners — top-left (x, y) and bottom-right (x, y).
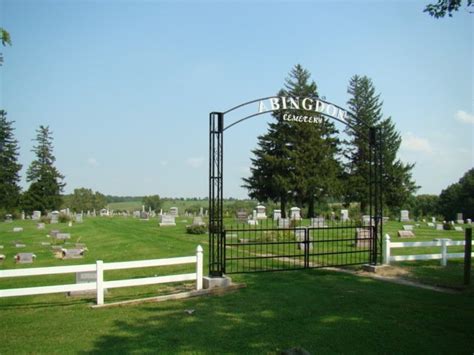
top-left (23, 126), bottom-right (65, 213)
top-left (344, 75), bottom-right (418, 213)
top-left (0, 110), bottom-right (22, 212)
top-left (243, 65), bottom-right (342, 217)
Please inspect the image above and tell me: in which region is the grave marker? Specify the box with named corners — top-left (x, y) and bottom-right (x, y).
top-left (159, 214), bottom-right (176, 227)
top-left (398, 230), bottom-right (415, 238)
top-left (341, 209), bottom-right (349, 222)
top-left (256, 205), bottom-right (267, 220)
top-left (290, 207), bottom-right (301, 220)
top-left (15, 253), bottom-right (36, 264)
top-left (400, 210), bottom-right (410, 222)
top-left (355, 228), bottom-right (372, 247)
top-left (273, 210), bottom-right (282, 221)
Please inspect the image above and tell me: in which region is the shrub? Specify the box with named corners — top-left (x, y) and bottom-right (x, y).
top-left (58, 213), bottom-right (71, 223)
top-left (186, 224), bottom-right (207, 235)
top-left (443, 222), bottom-right (454, 231)
top-left (40, 216), bottom-right (50, 224)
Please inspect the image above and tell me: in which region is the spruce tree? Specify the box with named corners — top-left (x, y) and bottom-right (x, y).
top-left (344, 75), bottom-right (417, 213)
top-left (23, 125), bottom-right (65, 213)
top-left (0, 110), bottom-right (22, 212)
top-left (243, 65), bottom-right (342, 217)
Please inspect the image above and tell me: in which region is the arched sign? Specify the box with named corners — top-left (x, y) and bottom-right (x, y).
top-left (208, 95), bottom-right (383, 277)
top-left (222, 95), bottom-right (358, 132)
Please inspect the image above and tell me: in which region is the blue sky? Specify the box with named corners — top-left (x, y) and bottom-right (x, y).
top-left (1, 0), bottom-right (472, 198)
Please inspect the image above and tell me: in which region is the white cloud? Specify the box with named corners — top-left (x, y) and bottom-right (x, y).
top-left (401, 133), bottom-right (433, 154)
top-left (186, 157), bottom-right (204, 169)
top-left (455, 110), bottom-right (474, 125)
top-left (87, 157), bottom-right (99, 167)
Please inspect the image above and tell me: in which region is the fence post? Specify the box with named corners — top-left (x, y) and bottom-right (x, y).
top-left (196, 245), bottom-right (203, 290)
top-left (383, 234), bottom-right (391, 265)
top-left (441, 239), bottom-right (448, 267)
top-left (96, 260), bottom-right (104, 305)
top-left (464, 228), bottom-right (472, 285)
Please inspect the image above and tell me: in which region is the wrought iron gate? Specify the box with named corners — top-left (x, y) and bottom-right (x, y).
top-left (209, 97), bottom-right (383, 276)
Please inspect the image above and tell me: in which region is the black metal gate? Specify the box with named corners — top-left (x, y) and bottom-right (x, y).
top-left (209, 96), bottom-right (383, 276)
top-left (223, 220), bottom-right (374, 274)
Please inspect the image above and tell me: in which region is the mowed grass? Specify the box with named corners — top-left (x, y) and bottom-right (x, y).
top-left (0, 217), bottom-right (473, 354)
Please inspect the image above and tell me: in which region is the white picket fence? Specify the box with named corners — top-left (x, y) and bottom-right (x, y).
top-left (383, 235), bottom-right (473, 266)
top-left (0, 245), bottom-right (203, 305)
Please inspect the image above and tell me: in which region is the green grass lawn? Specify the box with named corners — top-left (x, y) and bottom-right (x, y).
top-left (0, 217), bottom-right (473, 354)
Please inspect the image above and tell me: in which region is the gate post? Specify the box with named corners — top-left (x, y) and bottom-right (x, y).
top-left (209, 112), bottom-right (224, 276)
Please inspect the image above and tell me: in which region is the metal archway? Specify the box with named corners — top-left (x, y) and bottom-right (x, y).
top-left (209, 96), bottom-right (383, 276)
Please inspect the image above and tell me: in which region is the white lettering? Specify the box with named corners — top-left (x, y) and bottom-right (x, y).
top-left (302, 98), bottom-right (313, 111)
top-left (258, 100), bottom-right (268, 113)
top-left (315, 100), bottom-right (326, 114)
top-left (270, 98), bottom-right (280, 111)
top-left (337, 109), bottom-right (347, 122)
top-left (288, 97), bottom-right (300, 110)
top-left (281, 96), bottom-right (288, 109)
top-left (326, 104), bottom-right (337, 117)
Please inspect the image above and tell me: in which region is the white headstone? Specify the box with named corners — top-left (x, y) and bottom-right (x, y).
top-left (290, 207), bottom-right (301, 220)
top-left (278, 218), bottom-right (290, 228)
top-left (256, 205), bottom-right (267, 220)
top-left (400, 210), bottom-right (409, 222)
top-left (159, 214), bottom-right (176, 226)
top-left (432, 216), bottom-right (436, 223)
top-left (456, 213), bottom-right (464, 224)
top-left (273, 210), bottom-right (282, 221)
top-left (311, 217), bottom-right (327, 228)
top-left (436, 224), bottom-right (444, 231)
top-left (75, 213), bottom-right (83, 223)
top-left (21, 211), bottom-right (25, 220)
top-left (402, 225), bottom-right (414, 231)
top-left (454, 226), bottom-right (463, 232)
top-left (467, 218), bottom-right (472, 224)
top-left (32, 210), bottom-right (41, 221)
top-left (341, 209), bottom-right (349, 222)
top-left (427, 222), bottom-right (435, 227)
top-left (13, 227), bottom-right (23, 232)
top-left (51, 211), bottom-right (59, 224)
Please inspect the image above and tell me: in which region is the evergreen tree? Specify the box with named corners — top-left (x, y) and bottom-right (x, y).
top-left (344, 75), bottom-right (418, 213)
top-left (243, 65), bottom-right (342, 217)
top-left (0, 110), bottom-right (22, 212)
top-left (23, 125), bottom-right (65, 213)
top-left (438, 168), bottom-right (474, 220)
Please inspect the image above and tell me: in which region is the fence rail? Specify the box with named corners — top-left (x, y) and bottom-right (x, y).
top-left (383, 235), bottom-right (473, 266)
top-left (0, 245), bottom-right (203, 305)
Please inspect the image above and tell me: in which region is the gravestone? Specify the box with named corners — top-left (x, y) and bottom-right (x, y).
top-left (192, 216), bottom-right (205, 226)
top-left (248, 219), bottom-right (258, 226)
top-left (467, 218), bottom-right (472, 224)
top-left (0, 254), bottom-right (5, 262)
top-left (75, 214), bottom-right (83, 223)
top-left (236, 211), bottom-right (248, 223)
top-left (32, 210), bottom-right (41, 221)
top-left (54, 233), bottom-right (71, 240)
top-left (21, 211), bottom-right (25, 220)
top-left (41, 242), bottom-right (51, 246)
top-left (140, 211), bottom-right (149, 220)
top-left (436, 224), bottom-right (444, 231)
top-left (294, 229), bottom-right (313, 251)
top-left (427, 222), bottom-right (435, 227)
top-left (431, 216), bottom-right (436, 223)
top-left (50, 211), bottom-right (59, 224)
top-left (13, 227), bottom-right (23, 232)
top-left (310, 217), bottom-right (327, 228)
top-left (133, 211), bottom-right (140, 218)
top-left (400, 210), bottom-right (410, 222)
top-left (402, 225), bottom-right (414, 231)
top-left (100, 209), bottom-right (109, 217)
top-left (456, 213), bottom-right (463, 225)
top-left (290, 207), bottom-right (301, 220)
top-left (454, 226), bottom-right (463, 232)
top-left (398, 230), bottom-right (415, 238)
top-left (199, 207), bottom-right (204, 216)
top-left (256, 205), bottom-right (267, 220)
top-left (50, 230), bottom-right (60, 238)
top-left (159, 214), bottom-right (176, 227)
top-left (169, 207), bottom-right (179, 217)
top-left (278, 218), bottom-right (290, 229)
top-left (5, 214), bottom-right (12, 223)
top-left (341, 209), bottom-right (349, 222)
top-left (362, 215), bottom-right (373, 226)
top-left (37, 223), bottom-right (45, 229)
top-left (15, 243), bottom-right (26, 248)
top-left (355, 228), bottom-right (372, 247)
top-left (15, 253), bottom-right (36, 264)
top-left (273, 210), bottom-right (282, 221)
top-left (62, 248), bottom-right (84, 259)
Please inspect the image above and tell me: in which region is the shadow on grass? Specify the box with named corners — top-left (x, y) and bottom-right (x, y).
top-left (84, 269), bottom-right (474, 354)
